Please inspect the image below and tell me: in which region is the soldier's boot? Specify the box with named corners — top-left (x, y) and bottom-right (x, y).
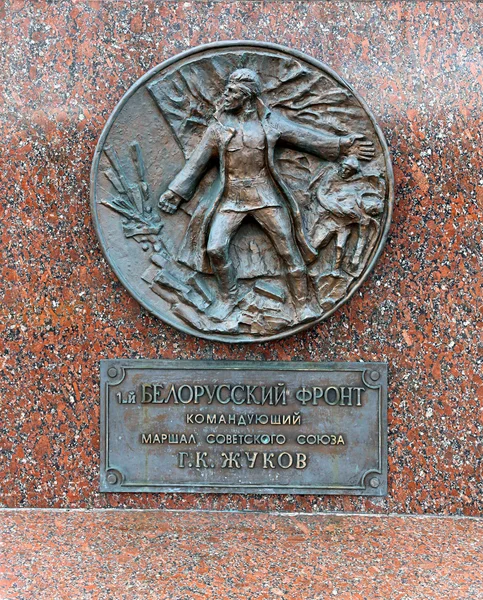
top-left (334, 246), bottom-right (344, 270)
top-left (287, 270), bottom-right (319, 324)
top-left (208, 263), bottom-right (239, 322)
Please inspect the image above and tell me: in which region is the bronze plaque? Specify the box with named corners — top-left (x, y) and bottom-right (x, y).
top-left (91, 41), bottom-right (393, 342)
top-left (100, 360), bottom-right (387, 495)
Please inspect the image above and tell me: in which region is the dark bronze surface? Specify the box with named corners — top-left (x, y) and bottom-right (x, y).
top-left (91, 42), bottom-right (393, 342)
top-left (100, 360), bottom-right (387, 495)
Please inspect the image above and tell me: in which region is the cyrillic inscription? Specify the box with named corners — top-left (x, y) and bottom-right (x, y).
top-left (100, 360), bottom-right (387, 495)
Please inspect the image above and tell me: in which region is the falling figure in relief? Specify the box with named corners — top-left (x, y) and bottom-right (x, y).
top-left (158, 69), bottom-right (375, 322)
top-left (310, 155), bottom-right (385, 272)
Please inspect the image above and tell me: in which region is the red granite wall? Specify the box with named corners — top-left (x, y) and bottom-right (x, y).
top-left (1, 1), bottom-right (481, 514)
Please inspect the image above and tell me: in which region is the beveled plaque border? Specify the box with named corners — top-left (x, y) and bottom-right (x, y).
top-left (100, 360), bottom-right (388, 496)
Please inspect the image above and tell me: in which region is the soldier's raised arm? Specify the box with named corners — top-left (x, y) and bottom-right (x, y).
top-left (275, 113), bottom-right (375, 162)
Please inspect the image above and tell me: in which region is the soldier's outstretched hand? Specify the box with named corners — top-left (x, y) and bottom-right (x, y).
top-left (340, 134), bottom-right (375, 161)
top-left (158, 190), bottom-right (182, 214)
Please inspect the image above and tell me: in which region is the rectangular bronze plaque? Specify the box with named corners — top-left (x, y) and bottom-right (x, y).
top-left (100, 360), bottom-right (387, 495)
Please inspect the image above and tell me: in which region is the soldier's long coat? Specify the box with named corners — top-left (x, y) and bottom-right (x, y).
top-left (168, 107), bottom-right (343, 273)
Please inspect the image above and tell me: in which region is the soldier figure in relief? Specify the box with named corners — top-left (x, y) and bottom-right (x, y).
top-left (311, 155), bottom-right (385, 271)
top-left (158, 69), bottom-right (375, 321)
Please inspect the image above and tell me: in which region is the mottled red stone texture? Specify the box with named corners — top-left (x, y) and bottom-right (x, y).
top-left (2, 511), bottom-right (483, 599)
top-left (0, 1), bottom-right (481, 514)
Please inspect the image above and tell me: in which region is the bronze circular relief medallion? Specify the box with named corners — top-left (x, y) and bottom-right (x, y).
top-left (91, 41), bottom-right (393, 342)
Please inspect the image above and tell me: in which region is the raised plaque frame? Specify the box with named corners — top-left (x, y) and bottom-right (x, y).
top-left (100, 360), bottom-right (388, 495)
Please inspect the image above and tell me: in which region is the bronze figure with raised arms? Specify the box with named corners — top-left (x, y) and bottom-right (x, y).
top-left (93, 43), bottom-right (392, 340)
top-left (158, 68), bottom-right (375, 322)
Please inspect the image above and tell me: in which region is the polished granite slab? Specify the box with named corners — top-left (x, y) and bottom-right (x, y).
top-left (1, 1), bottom-right (482, 516)
top-left (1, 510), bottom-right (482, 599)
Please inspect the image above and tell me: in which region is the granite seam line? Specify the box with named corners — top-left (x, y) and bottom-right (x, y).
top-left (1, 508), bottom-right (482, 522)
